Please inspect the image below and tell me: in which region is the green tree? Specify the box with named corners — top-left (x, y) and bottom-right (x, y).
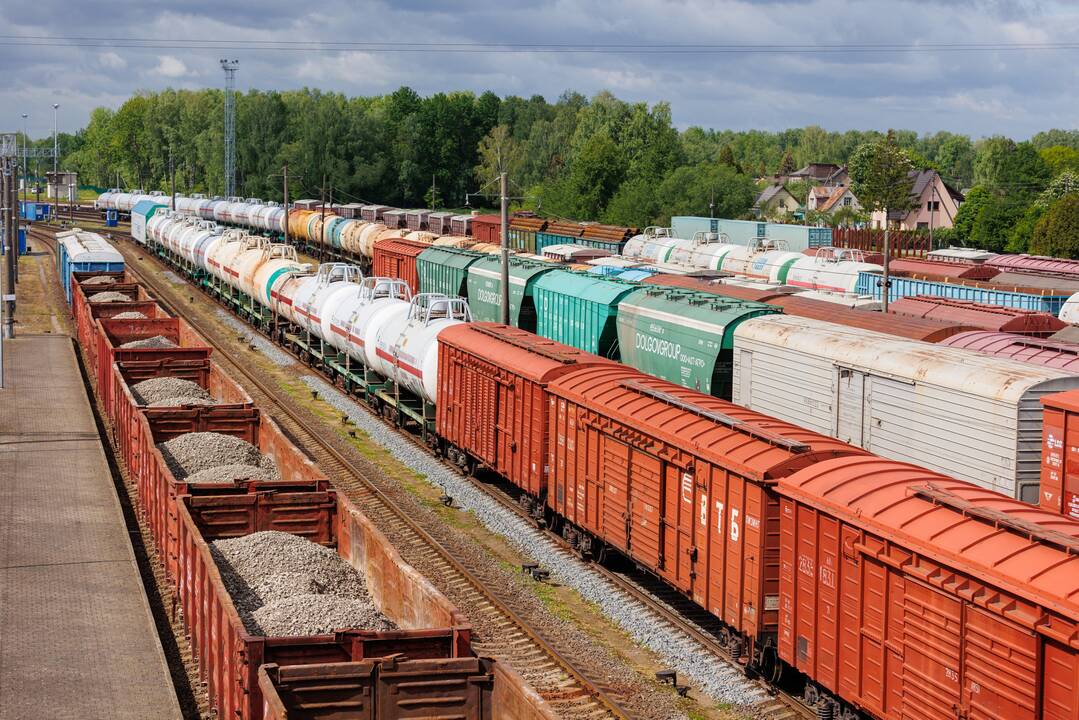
top-left (952, 185), bottom-right (990, 242)
top-left (1006, 204), bottom-right (1047, 253)
top-left (1039, 146), bottom-right (1079, 177)
top-left (1037, 171), bottom-right (1079, 207)
top-left (603, 177), bottom-right (660, 227)
top-left (934, 134), bottom-right (975, 188)
top-left (1031, 194), bottom-right (1079, 258)
top-left (848, 130), bottom-right (917, 309)
top-left (540, 131), bottom-right (626, 220)
top-left (475, 124), bottom-right (523, 184)
top-left (778, 150), bottom-right (796, 175)
top-left (719, 144), bottom-right (736, 167)
top-left (652, 163), bottom-right (757, 226)
top-left (973, 137), bottom-right (1050, 194)
top-left (970, 197), bottom-right (1025, 252)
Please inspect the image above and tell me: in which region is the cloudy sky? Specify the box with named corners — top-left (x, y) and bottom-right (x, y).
top-left (2, 0), bottom-right (1078, 141)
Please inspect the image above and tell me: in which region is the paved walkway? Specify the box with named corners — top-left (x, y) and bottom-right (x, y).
top-left (0, 334), bottom-right (182, 720)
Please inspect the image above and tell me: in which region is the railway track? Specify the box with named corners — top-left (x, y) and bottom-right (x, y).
top-left (34, 223), bottom-right (632, 720)
top-left (48, 220), bottom-right (817, 720)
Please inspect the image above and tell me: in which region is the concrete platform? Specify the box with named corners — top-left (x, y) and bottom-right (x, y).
top-left (0, 334), bottom-right (182, 720)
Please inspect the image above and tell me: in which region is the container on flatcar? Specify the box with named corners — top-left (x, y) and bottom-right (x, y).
top-left (856, 271), bottom-right (1070, 314)
top-left (1041, 389), bottom-right (1079, 520)
top-left (546, 365), bottom-right (863, 666)
top-left (614, 286), bottom-right (779, 398)
top-left (436, 323), bottom-right (615, 515)
top-left (416, 246), bottom-right (485, 298)
top-left (777, 455), bottom-right (1079, 720)
top-left (175, 490), bottom-right (472, 720)
top-left (888, 295), bottom-right (1067, 336)
top-left (532, 271), bottom-right (637, 358)
top-left (465, 255), bottom-right (555, 332)
top-left (732, 314), bottom-right (1079, 502)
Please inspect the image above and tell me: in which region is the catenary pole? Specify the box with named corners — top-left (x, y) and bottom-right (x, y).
top-left (499, 172), bottom-right (509, 325)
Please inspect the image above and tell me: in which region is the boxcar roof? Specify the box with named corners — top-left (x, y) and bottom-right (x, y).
top-left (778, 455), bottom-right (1079, 618)
top-left (439, 322), bottom-right (614, 383)
top-left (735, 314), bottom-right (1079, 404)
top-left (548, 365), bottom-right (863, 482)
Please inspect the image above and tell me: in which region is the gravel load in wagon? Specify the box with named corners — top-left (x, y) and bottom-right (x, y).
top-left (83, 275), bottom-right (117, 286)
top-left (157, 431), bottom-right (280, 481)
top-left (119, 335), bottom-right (176, 349)
top-left (182, 463), bottom-right (277, 484)
top-left (89, 291), bottom-right (130, 303)
top-left (131, 377), bottom-right (215, 406)
top-left (210, 530), bottom-right (395, 636)
top-left (111, 311), bottom-right (147, 320)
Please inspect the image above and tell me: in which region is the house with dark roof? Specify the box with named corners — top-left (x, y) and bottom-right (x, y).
top-left (808, 185), bottom-right (861, 215)
top-left (754, 184), bottom-right (800, 218)
top-left (868, 169), bottom-right (964, 230)
top-left (787, 163), bottom-right (849, 186)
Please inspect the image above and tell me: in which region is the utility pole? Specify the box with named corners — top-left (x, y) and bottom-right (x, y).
top-left (882, 209), bottom-right (890, 313)
top-left (499, 171), bottom-right (509, 325)
top-left (169, 144), bottom-right (176, 211)
top-left (282, 163), bottom-right (289, 246)
top-left (3, 156), bottom-right (16, 341)
top-left (52, 104), bottom-right (59, 175)
top-left (220, 59), bottom-right (239, 197)
top-left (1, 157), bottom-right (8, 383)
top-left (20, 114), bottom-right (28, 203)
top-left (430, 174), bottom-right (437, 210)
top-left (319, 175), bottom-right (327, 260)
top-left (929, 183), bottom-right (936, 250)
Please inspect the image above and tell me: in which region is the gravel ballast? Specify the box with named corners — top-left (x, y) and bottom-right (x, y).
top-left (157, 431), bottom-right (279, 480)
top-left (210, 530), bottom-right (394, 635)
top-left (89, 291), bottom-right (130, 303)
top-left (112, 311), bottom-right (147, 320)
top-left (120, 335), bottom-right (176, 349)
top-left (131, 377), bottom-right (214, 406)
top-left (300, 374), bottom-right (766, 708)
top-left (214, 309), bottom-right (293, 367)
top-left (182, 463), bottom-right (275, 484)
top-left (83, 276), bottom-right (117, 286)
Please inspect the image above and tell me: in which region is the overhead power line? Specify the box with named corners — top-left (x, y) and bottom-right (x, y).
top-left (3, 35), bottom-right (1079, 54)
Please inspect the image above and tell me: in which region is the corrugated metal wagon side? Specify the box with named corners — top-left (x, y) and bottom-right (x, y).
top-left (176, 490), bottom-right (472, 720)
top-left (436, 323), bottom-right (615, 520)
top-left (372, 238), bottom-right (430, 295)
top-left (546, 364), bottom-right (863, 672)
top-left (1041, 390), bottom-right (1079, 520)
top-left (776, 455), bottom-right (1079, 720)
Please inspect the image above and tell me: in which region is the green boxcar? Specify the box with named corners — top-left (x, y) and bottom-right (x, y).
top-left (416, 246), bottom-right (486, 298)
top-left (616, 287), bottom-right (780, 398)
top-left (466, 256), bottom-right (556, 331)
top-left (533, 271), bottom-right (638, 358)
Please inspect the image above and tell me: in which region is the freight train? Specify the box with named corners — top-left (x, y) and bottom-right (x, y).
top-left (71, 220), bottom-right (1079, 720)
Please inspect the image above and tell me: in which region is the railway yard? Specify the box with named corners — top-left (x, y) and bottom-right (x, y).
top-left (3, 196), bottom-right (1079, 720)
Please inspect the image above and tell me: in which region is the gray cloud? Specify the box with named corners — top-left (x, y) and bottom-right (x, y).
top-left (1, 0), bottom-right (1078, 140)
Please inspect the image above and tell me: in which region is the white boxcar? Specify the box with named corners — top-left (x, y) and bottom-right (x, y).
top-left (731, 314), bottom-right (1079, 502)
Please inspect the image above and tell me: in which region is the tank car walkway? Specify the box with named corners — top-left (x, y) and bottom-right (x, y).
top-left (0, 334), bottom-right (181, 720)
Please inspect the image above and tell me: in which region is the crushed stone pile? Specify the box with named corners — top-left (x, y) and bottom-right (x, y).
top-left (119, 335), bottom-right (175, 349)
top-left (182, 463), bottom-right (275, 484)
top-left (157, 431), bottom-right (279, 480)
top-left (89, 291), bottom-right (130, 303)
top-left (131, 377), bottom-right (214, 406)
top-left (111, 311), bottom-right (147, 320)
top-left (210, 530), bottom-right (394, 636)
top-left (83, 276), bottom-right (117, 286)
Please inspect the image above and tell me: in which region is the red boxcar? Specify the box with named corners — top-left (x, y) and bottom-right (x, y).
top-left (888, 257), bottom-right (1000, 281)
top-left (1042, 390), bottom-right (1079, 521)
top-left (889, 295), bottom-right (1067, 337)
top-left (545, 365), bottom-right (863, 664)
top-left (372, 238), bottom-right (430, 295)
top-left (436, 323), bottom-right (615, 521)
top-left (470, 215), bottom-right (502, 245)
top-left (776, 455), bottom-right (1079, 720)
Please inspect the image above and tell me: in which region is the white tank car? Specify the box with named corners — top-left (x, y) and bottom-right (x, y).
top-left (1059, 293), bottom-right (1079, 325)
top-left (252, 245), bottom-right (306, 306)
top-left (624, 227), bottom-right (695, 265)
top-left (720, 238), bottom-right (791, 277)
top-left (215, 234), bottom-right (265, 288)
top-left (145, 210), bottom-right (176, 246)
top-left (201, 228), bottom-right (246, 280)
top-left (665, 232), bottom-right (723, 266)
top-left (327, 277), bottom-right (413, 364)
top-left (197, 198), bottom-right (221, 220)
top-left (269, 272), bottom-right (310, 325)
top-left (163, 215), bottom-right (195, 255)
top-left (177, 220), bottom-right (216, 265)
top-left (785, 247), bottom-right (882, 294)
top-left (290, 263), bottom-right (364, 338)
top-left (94, 189), bottom-right (119, 211)
top-left (231, 238), bottom-right (272, 295)
top-left (188, 223), bottom-right (223, 271)
top-left (373, 293), bottom-right (471, 404)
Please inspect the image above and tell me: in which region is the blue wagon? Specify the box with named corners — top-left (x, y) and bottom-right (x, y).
top-left (855, 271), bottom-right (1069, 314)
top-left (56, 229), bottom-right (124, 304)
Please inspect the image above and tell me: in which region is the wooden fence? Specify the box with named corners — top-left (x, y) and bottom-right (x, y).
top-left (831, 228), bottom-right (932, 258)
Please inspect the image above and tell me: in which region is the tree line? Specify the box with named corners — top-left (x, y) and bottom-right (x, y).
top-left (31, 86), bottom-right (1079, 256)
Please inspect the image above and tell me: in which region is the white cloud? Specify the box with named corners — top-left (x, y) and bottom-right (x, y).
top-left (98, 52), bottom-right (126, 70)
top-left (152, 55), bottom-right (190, 78)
